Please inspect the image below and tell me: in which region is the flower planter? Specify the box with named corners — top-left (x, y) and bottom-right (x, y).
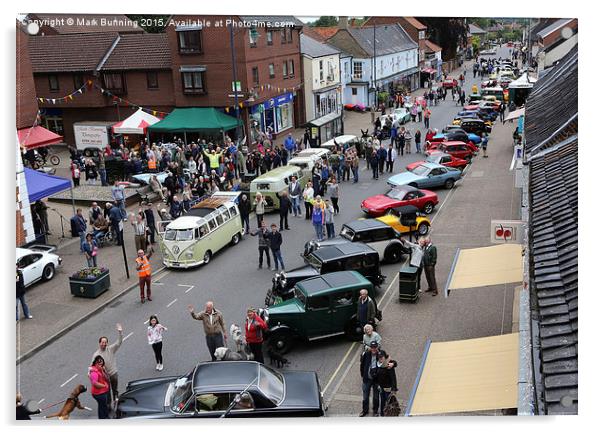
top-left (69, 268), bottom-right (111, 298)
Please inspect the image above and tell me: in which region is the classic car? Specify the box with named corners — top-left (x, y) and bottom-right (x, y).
top-left (426, 141), bottom-right (477, 162)
top-left (304, 219), bottom-right (406, 264)
top-left (442, 124), bottom-right (464, 134)
top-left (478, 100), bottom-right (501, 112)
top-left (406, 151), bottom-right (469, 172)
top-left (361, 185), bottom-right (438, 216)
top-left (265, 271), bottom-right (379, 352)
top-left (468, 93), bottom-right (482, 103)
top-left (377, 205), bottom-right (431, 237)
top-left (441, 78), bottom-right (458, 88)
top-left (16, 246), bottom-right (62, 287)
top-left (387, 162), bottom-right (462, 190)
top-left (460, 118), bottom-right (491, 135)
top-left (116, 361), bottom-right (325, 418)
top-left (427, 131), bottom-right (482, 146)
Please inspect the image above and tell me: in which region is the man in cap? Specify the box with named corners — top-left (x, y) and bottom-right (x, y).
top-left (359, 341), bottom-right (381, 416)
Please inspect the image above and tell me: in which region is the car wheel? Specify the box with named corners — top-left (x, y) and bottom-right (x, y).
top-left (385, 245), bottom-right (403, 264)
top-left (417, 222), bottom-right (430, 236)
top-left (445, 179), bottom-right (455, 189)
top-left (344, 319), bottom-right (364, 341)
top-left (268, 330), bottom-right (294, 354)
top-left (203, 251), bottom-right (212, 264)
top-left (231, 233), bottom-right (240, 245)
top-left (423, 202), bottom-right (435, 214)
top-left (42, 264), bottom-right (55, 281)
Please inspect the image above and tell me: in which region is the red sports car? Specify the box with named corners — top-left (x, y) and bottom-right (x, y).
top-left (463, 104), bottom-right (480, 111)
top-left (426, 141), bottom-right (478, 161)
top-left (361, 185), bottom-right (439, 217)
top-left (442, 78), bottom-right (458, 88)
top-left (406, 152), bottom-right (469, 172)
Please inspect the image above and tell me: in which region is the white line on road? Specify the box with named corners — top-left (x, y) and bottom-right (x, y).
top-left (60, 374), bottom-right (78, 388)
top-left (38, 399), bottom-right (45, 404)
top-left (153, 282), bottom-right (164, 286)
top-left (178, 284), bottom-right (195, 293)
top-left (166, 298), bottom-right (178, 308)
top-left (123, 332), bottom-right (134, 341)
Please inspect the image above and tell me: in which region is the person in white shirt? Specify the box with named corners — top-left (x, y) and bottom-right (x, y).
top-left (147, 315), bottom-right (167, 371)
top-left (187, 156), bottom-right (197, 175)
top-left (302, 182), bottom-right (315, 220)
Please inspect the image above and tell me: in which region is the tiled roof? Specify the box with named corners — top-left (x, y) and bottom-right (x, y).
top-left (404, 17), bottom-right (427, 30)
top-left (528, 135), bottom-right (578, 415)
top-left (524, 46), bottom-right (578, 154)
top-left (347, 24), bottom-right (417, 57)
top-left (28, 32), bottom-right (119, 73)
top-left (300, 33), bottom-right (340, 58)
top-left (469, 23), bottom-right (487, 34)
top-left (310, 26), bottom-right (340, 41)
top-left (27, 13), bottom-right (143, 34)
top-left (423, 39), bottom-right (442, 53)
top-left (102, 33), bottom-right (171, 70)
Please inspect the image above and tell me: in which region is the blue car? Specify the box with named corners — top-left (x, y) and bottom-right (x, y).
top-left (387, 162), bottom-right (462, 190)
top-left (432, 132), bottom-right (482, 146)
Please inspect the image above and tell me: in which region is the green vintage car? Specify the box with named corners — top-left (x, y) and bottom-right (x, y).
top-left (264, 271), bottom-right (378, 353)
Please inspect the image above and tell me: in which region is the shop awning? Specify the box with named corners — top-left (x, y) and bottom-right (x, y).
top-left (112, 108), bottom-right (161, 135)
top-left (444, 244), bottom-right (523, 295)
top-left (24, 168), bottom-right (71, 202)
top-left (147, 107), bottom-right (241, 133)
top-left (505, 108), bottom-right (525, 121)
top-left (406, 333), bottom-right (519, 416)
top-left (305, 110), bottom-right (342, 128)
top-left (17, 126), bottom-right (63, 150)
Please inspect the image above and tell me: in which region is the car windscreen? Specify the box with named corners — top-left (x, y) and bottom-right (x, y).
top-left (411, 165), bottom-right (430, 176)
top-left (340, 225), bottom-right (355, 241)
top-left (294, 286), bottom-right (307, 305)
top-left (258, 365), bottom-right (285, 404)
top-left (165, 229), bottom-right (194, 241)
top-left (306, 253), bottom-right (322, 271)
top-left (170, 374), bottom-right (194, 412)
top-left (386, 189), bottom-right (405, 200)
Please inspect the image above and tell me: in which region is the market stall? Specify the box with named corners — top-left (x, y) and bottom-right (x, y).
top-left (17, 125), bottom-right (63, 150)
top-left (508, 73), bottom-right (537, 106)
top-left (112, 108), bottom-right (161, 135)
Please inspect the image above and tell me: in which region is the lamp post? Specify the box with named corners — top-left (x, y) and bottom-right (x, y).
top-left (229, 18), bottom-right (243, 143)
top-left (373, 24), bottom-right (377, 109)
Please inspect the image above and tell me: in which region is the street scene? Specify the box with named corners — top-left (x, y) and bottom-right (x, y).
top-left (15, 13), bottom-right (578, 421)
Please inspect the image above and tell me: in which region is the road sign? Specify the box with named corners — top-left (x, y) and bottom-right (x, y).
top-left (490, 220), bottom-right (525, 244)
top-left (232, 81), bottom-right (241, 92)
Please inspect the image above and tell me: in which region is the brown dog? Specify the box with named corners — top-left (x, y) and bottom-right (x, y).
top-left (45, 384), bottom-right (89, 420)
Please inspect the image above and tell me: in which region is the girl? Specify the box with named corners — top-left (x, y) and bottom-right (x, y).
top-left (147, 315), bottom-right (167, 371)
top-left (89, 355), bottom-right (111, 419)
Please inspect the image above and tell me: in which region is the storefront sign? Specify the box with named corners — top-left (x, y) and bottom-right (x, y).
top-left (262, 92), bottom-right (293, 110)
top-left (74, 125), bottom-right (109, 149)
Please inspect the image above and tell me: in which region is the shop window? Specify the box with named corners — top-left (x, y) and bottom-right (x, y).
top-left (288, 60), bottom-right (294, 77)
top-left (178, 30), bottom-right (203, 54)
top-left (252, 67), bottom-right (259, 86)
top-left (181, 71), bottom-right (206, 94)
top-left (267, 31), bottom-right (273, 45)
top-left (146, 71), bottom-right (159, 89)
top-left (268, 64), bottom-right (275, 79)
top-left (73, 74), bottom-right (84, 90)
top-left (103, 73), bottom-right (126, 94)
top-left (280, 28), bottom-right (287, 44)
top-left (48, 74), bottom-right (59, 92)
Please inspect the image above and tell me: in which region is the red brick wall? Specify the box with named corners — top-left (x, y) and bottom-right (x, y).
top-left (16, 24), bottom-right (39, 129)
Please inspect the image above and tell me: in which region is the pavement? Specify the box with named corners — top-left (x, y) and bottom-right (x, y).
top-left (16, 46), bottom-right (521, 419)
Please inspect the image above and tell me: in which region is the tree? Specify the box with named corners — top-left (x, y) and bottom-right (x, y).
top-left (419, 18), bottom-right (469, 61)
top-left (472, 35), bottom-right (481, 52)
top-left (311, 16), bottom-right (338, 27)
top-left (470, 18), bottom-right (491, 30)
top-left (126, 15), bottom-right (170, 33)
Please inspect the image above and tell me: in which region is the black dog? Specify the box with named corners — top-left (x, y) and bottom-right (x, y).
top-left (267, 347), bottom-right (290, 369)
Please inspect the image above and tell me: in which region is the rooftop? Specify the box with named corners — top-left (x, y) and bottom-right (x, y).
top-left (102, 33), bottom-right (171, 70)
top-left (300, 33), bottom-right (340, 58)
top-left (536, 18), bottom-right (576, 39)
top-left (468, 23), bottom-right (487, 34)
top-left (297, 271), bottom-right (368, 296)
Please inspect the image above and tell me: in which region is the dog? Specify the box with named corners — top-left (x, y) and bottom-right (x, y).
top-left (44, 384), bottom-right (91, 420)
top-left (230, 324), bottom-right (244, 352)
top-left (214, 347), bottom-right (254, 361)
top-left (267, 347), bottom-right (290, 369)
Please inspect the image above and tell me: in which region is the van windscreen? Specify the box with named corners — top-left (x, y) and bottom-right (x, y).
top-left (257, 183), bottom-right (270, 190)
top-left (164, 229), bottom-right (194, 241)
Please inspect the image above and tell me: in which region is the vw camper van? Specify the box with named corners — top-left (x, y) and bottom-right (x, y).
top-left (250, 165), bottom-right (307, 211)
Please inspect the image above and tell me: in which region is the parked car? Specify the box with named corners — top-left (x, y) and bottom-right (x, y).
top-left (116, 361), bottom-right (324, 418)
top-left (267, 242), bottom-right (385, 305)
top-left (460, 118), bottom-right (491, 135)
top-left (441, 78), bottom-right (458, 88)
top-left (406, 151), bottom-right (469, 172)
top-left (442, 124), bottom-right (464, 134)
top-left (387, 162), bottom-right (462, 190)
top-left (468, 93), bottom-right (482, 104)
top-left (428, 131), bottom-right (482, 146)
top-left (361, 185), bottom-right (438, 216)
top-left (426, 141), bottom-right (477, 162)
top-left (265, 271), bottom-right (379, 352)
top-left (303, 219), bottom-right (406, 264)
top-left (16, 246), bottom-right (62, 287)
top-left (377, 205), bottom-right (431, 237)
top-left (391, 107), bottom-right (412, 124)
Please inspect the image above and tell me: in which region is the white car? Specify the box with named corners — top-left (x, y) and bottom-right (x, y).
top-left (16, 246), bottom-right (62, 288)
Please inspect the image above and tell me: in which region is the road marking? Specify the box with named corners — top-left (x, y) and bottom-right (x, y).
top-left (38, 399), bottom-right (45, 404)
top-left (123, 332), bottom-right (134, 341)
top-left (60, 374), bottom-right (78, 388)
top-left (167, 298), bottom-right (178, 308)
top-left (178, 284), bottom-right (195, 293)
top-left (153, 282), bottom-right (164, 286)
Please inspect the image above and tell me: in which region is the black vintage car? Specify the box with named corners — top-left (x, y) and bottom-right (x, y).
top-left (116, 361), bottom-right (325, 418)
top-left (460, 118), bottom-right (491, 135)
top-left (266, 242), bottom-right (385, 306)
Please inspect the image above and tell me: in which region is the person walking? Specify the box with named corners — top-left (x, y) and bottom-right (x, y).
top-left (131, 213), bottom-right (148, 252)
top-left (312, 196), bottom-right (326, 241)
top-left (385, 144), bottom-right (397, 173)
top-left (250, 220), bottom-right (271, 269)
top-left (424, 107), bottom-right (431, 128)
top-left (417, 102), bottom-right (423, 123)
top-left (326, 176), bottom-right (340, 214)
top-left (92, 323), bottom-right (123, 406)
top-left (375, 350), bottom-right (398, 417)
top-left (107, 203), bottom-right (124, 246)
top-left (276, 190), bottom-right (291, 231)
top-left (71, 208), bottom-right (87, 252)
top-left (288, 176), bottom-right (302, 217)
top-left (147, 315), bottom-right (167, 371)
top-left (188, 301), bottom-right (228, 362)
top-left (303, 182), bottom-right (315, 220)
top-left (254, 192), bottom-right (267, 228)
top-left (499, 102), bottom-right (506, 122)
top-left (244, 308), bottom-right (268, 364)
top-left (89, 356), bottom-right (111, 419)
top-left (357, 289), bottom-right (376, 330)
top-left (135, 249), bottom-right (153, 303)
top-left (16, 266), bottom-right (32, 321)
top-left (143, 203), bottom-right (157, 245)
top-left (70, 160), bottom-right (81, 187)
top-left (111, 181), bottom-right (127, 220)
top-left (267, 224), bottom-right (285, 271)
top-left (404, 129), bottom-right (412, 155)
top-left (377, 144), bottom-right (387, 174)
top-left (415, 129), bottom-right (422, 154)
top-left (324, 199), bottom-right (336, 239)
top-left (481, 133), bottom-right (489, 158)
top-left (83, 233), bottom-right (99, 267)
top-left (422, 236), bottom-right (438, 296)
top-left (359, 341), bottom-right (381, 417)
top-left (370, 151), bottom-right (379, 180)
top-left (351, 151), bottom-right (360, 183)
top-left (238, 194), bottom-right (251, 234)
top-left (362, 324), bottom-right (382, 353)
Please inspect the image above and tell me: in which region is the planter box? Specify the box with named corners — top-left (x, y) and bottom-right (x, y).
top-left (69, 270), bottom-right (111, 298)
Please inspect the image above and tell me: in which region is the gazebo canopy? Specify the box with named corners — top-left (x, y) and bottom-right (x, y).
top-left (24, 168), bottom-right (71, 202)
top-left (112, 108), bottom-right (161, 135)
top-left (17, 126), bottom-right (63, 150)
top-left (509, 73), bottom-right (537, 89)
top-left (148, 107), bottom-right (241, 133)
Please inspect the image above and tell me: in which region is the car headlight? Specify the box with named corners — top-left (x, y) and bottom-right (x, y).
top-left (58, 257), bottom-right (63, 265)
top-left (185, 252), bottom-right (194, 259)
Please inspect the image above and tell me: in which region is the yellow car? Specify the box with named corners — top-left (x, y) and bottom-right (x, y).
top-left (452, 117), bottom-right (493, 128)
top-left (376, 212), bottom-right (431, 237)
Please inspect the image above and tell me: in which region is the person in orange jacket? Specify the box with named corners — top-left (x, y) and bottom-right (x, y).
top-left (135, 248), bottom-right (153, 303)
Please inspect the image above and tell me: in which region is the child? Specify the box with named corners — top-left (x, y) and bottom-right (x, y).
top-left (147, 315), bottom-right (168, 371)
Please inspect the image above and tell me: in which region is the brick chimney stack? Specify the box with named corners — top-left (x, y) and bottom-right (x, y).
top-left (338, 16), bottom-right (348, 29)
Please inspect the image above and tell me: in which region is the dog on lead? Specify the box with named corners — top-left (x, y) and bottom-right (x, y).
top-left (267, 347), bottom-right (290, 369)
top-left (44, 384), bottom-right (92, 420)
top-left (230, 324), bottom-right (244, 352)
top-left (214, 347), bottom-right (254, 361)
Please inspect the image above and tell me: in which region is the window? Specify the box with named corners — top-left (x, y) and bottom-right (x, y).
top-left (252, 67), bottom-right (259, 85)
top-left (215, 214), bottom-right (224, 225)
top-left (207, 218), bottom-right (217, 231)
top-left (280, 29), bottom-right (287, 43)
top-left (103, 73), bottom-right (126, 94)
top-left (353, 62), bottom-right (363, 79)
top-left (319, 60), bottom-right (324, 81)
top-left (178, 30), bottom-right (202, 53)
top-left (345, 256), bottom-right (363, 270)
top-left (249, 27), bottom-right (259, 47)
top-left (288, 60), bottom-right (294, 77)
top-left (268, 63), bottom-right (275, 79)
top-left (283, 61), bottom-right (288, 78)
top-left (419, 30), bottom-right (426, 40)
top-left (48, 75), bottom-right (59, 92)
top-left (369, 228), bottom-right (391, 242)
top-left (229, 206), bottom-right (238, 217)
top-left (352, 87), bottom-right (358, 96)
top-left (286, 28), bottom-right (293, 43)
top-left (182, 71), bottom-right (206, 94)
top-left (146, 71), bottom-right (159, 89)
top-left (73, 74), bottom-right (84, 90)
top-left (308, 295), bottom-right (330, 310)
top-left (333, 291), bottom-right (354, 307)
top-left (267, 31), bottom-right (273, 45)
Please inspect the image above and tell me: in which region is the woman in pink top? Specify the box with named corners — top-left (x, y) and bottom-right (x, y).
top-left (89, 355), bottom-right (111, 419)
top-left (147, 315), bottom-right (168, 371)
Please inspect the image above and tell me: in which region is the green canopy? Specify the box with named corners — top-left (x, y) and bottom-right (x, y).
top-left (148, 107), bottom-right (241, 133)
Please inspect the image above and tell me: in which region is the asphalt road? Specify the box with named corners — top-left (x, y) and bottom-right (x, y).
top-left (16, 47), bottom-right (514, 418)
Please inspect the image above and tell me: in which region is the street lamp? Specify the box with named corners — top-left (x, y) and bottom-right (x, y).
top-left (229, 18), bottom-right (244, 143)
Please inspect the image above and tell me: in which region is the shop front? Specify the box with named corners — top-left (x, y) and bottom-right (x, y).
top-left (304, 110), bottom-right (343, 147)
top-left (248, 92), bottom-right (295, 144)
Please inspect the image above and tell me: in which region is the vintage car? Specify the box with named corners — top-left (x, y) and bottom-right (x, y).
top-left (387, 162), bottom-right (462, 190)
top-left (479, 100), bottom-right (501, 112)
top-left (442, 124), bottom-right (464, 134)
top-left (304, 219), bottom-right (406, 264)
top-left (441, 78), bottom-right (458, 88)
top-left (426, 141), bottom-right (477, 162)
top-left (265, 271), bottom-right (380, 352)
top-left (377, 205), bottom-right (431, 238)
top-left (468, 93), bottom-right (482, 104)
top-left (361, 185), bottom-right (438, 216)
top-left (427, 131), bottom-right (482, 146)
top-left (406, 151), bottom-right (469, 172)
top-left (16, 246), bottom-right (62, 287)
top-left (460, 118), bottom-right (491, 135)
top-left (116, 361), bottom-right (324, 418)
top-left (391, 107), bottom-right (412, 124)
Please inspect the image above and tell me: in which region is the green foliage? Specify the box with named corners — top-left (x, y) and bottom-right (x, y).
top-left (472, 35), bottom-right (481, 50)
top-left (311, 16), bottom-right (339, 27)
top-left (126, 15), bottom-right (170, 33)
top-left (469, 18), bottom-right (491, 30)
top-left (378, 91), bottom-right (389, 103)
top-left (420, 18), bottom-right (469, 61)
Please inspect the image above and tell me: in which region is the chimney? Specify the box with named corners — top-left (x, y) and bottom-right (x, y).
top-left (338, 16), bottom-right (348, 29)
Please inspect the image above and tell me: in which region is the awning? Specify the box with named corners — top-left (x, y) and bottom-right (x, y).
top-left (421, 68), bottom-right (436, 74)
top-left (147, 107), bottom-right (241, 133)
top-left (505, 108), bottom-right (525, 121)
top-left (304, 110), bottom-right (342, 128)
top-left (445, 244), bottom-right (523, 295)
top-left (24, 168), bottom-right (71, 202)
top-left (17, 126), bottom-right (63, 150)
top-left (112, 108), bottom-right (161, 135)
top-left (406, 333), bottom-right (519, 416)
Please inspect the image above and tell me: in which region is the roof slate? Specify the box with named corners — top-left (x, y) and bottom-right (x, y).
top-left (102, 33), bottom-right (171, 70)
top-left (528, 135), bottom-right (578, 415)
top-left (300, 33), bottom-right (340, 58)
top-left (346, 24), bottom-right (417, 57)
